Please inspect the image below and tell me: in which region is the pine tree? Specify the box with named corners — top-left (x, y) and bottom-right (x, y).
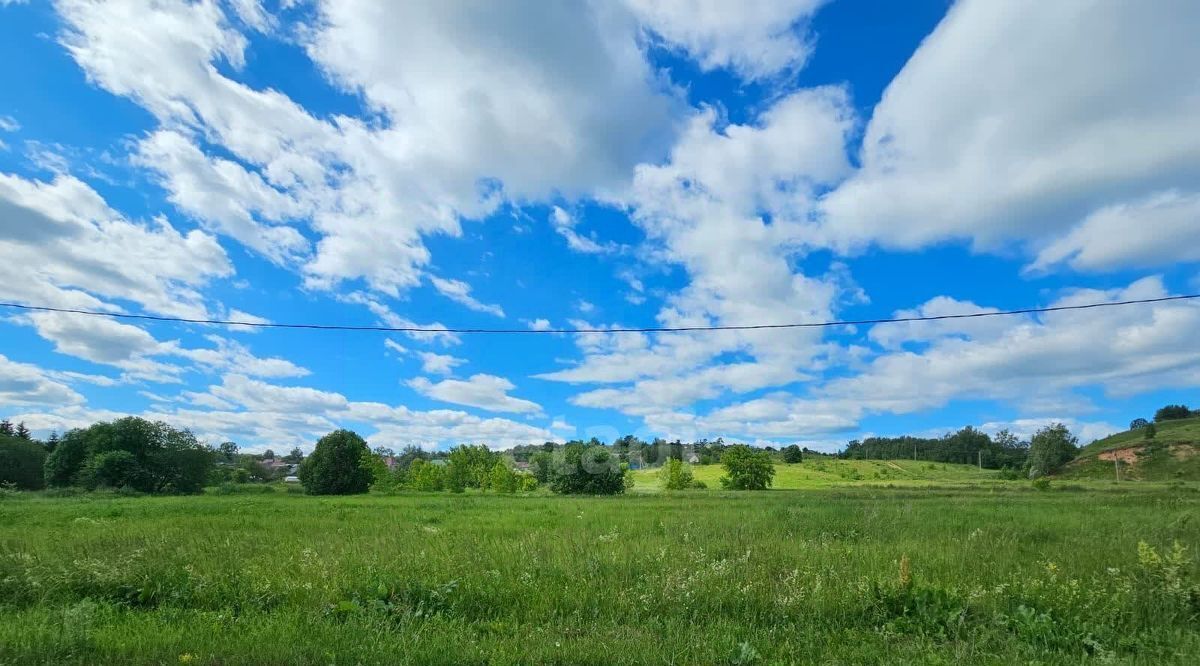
top-left (15, 422), bottom-right (31, 440)
top-left (0, 419), bottom-right (13, 437)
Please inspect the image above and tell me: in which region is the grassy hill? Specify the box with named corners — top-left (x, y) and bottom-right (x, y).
top-left (1080, 416), bottom-right (1200, 455)
top-left (630, 458), bottom-right (997, 491)
top-left (1060, 417), bottom-right (1200, 481)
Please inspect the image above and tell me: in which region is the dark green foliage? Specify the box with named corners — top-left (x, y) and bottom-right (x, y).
top-left (283, 447), bottom-right (305, 464)
top-left (1130, 418), bottom-right (1149, 430)
top-left (529, 451), bottom-right (553, 483)
top-left (41, 418), bottom-right (214, 493)
top-left (43, 430), bottom-right (89, 487)
top-left (15, 422), bottom-right (31, 440)
top-left (218, 441), bottom-right (238, 462)
top-left (81, 450), bottom-right (146, 490)
top-left (0, 434), bottom-right (47, 489)
top-left (1145, 423), bottom-right (1157, 440)
top-left (548, 443), bottom-right (627, 495)
top-left (842, 426), bottom-right (1028, 468)
top-left (1155, 404), bottom-right (1192, 421)
top-left (0, 419), bottom-right (12, 436)
top-left (298, 430), bottom-right (373, 495)
top-left (719, 444), bottom-right (776, 490)
top-left (782, 444), bottom-right (803, 463)
top-left (1027, 423), bottom-right (1078, 478)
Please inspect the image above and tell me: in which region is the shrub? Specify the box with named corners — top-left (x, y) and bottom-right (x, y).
top-left (782, 444), bottom-right (804, 464)
top-left (488, 461), bottom-right (519, 494)
top-left (997, 466), bottom-right (1022, 480)
top-left (658, 458), bottom-right (700, 490)
top-left (409, 459), bottom-right (445, 492)
top-left (517, 472), bottom-right (539, 492)
top-left (548, 443), bottom-right (627, 495)
top-left (1129, 417), bottom-right (1150, 430)
top-left (0, 434), bottom-right (47, 490)
top-left (1154, 404), bottom-right (1192, 422)
top-left (1031, 477), bottom-right (1051, 491)
top-left (298, 430), bottom-right (373, 495)
top-left (719, 445), bottom-right (776, 490)
top-left (1144, 423), bottom-right (1158, 440)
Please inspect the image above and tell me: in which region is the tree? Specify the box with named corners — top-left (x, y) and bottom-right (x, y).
top-left (548, 443), bottom-right (627, 495)
top-left (529, 451), bottom-right (554, 483)
top-left (1154, 404), bottom-right (1192, 422)
top-left (15, 422), bottom-right (31, 440)
top-left (0, 434), bottom-right (48, 490)
top-left (659, 458), bottom-right (699, 490)
top-left (489, 461), bottom-right (519, 493)
top-left (409, 459), bottom-right (445, 491)
top-left (1129, 418), bottom-right (1150, 430)
top-left (283, 447), bottom-right (305, 464)
top-left (782, 444), bottom-right (803, 464)
top-left (1026, 423), bottom-right (1078, 478)
top-left (298, 430), bottom-right (372, 495)
top-left (447, 444), bottom-right (498, 488)
top-left (81, 450), bottom-right (146, 490)
top-left (218, 441), bottom-right (239, 462)
top-left (1144, 422), bottom-right (1158, 440)
top-left (719, 445), bottom-right (775, 490)
top-left (0, 419), bottom-right (12, 436)
top-left (44, 430), bottom-right (89, 487)
top-left (262, 448), bottom-right (277, 460)
top-left (45, 432), bottom-right (59, 454)
top-left (361, 452), bottom-right (393, 491)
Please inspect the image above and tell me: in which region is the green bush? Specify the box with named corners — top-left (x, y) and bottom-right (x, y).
top-left (1154, 404), bottom-right (1191, 422)
top-left (488, 461), bottom-right (519, 493)
top-left (409, 459), bottom-right (445, 492)
top-left (719, 445), bottom-right (776, 490)
top-left (0, 434), bottom-right (47, 490)
top-left (81, 450), bottom-right (147, 490)
top-left (41, 418), bottom-right (214, 493)
top-left (298, 430), bottom-right (373, 495)
top-left (658, 458), bottom-right (701, 490)
top-left (548, 443), bottom-right (627, 495)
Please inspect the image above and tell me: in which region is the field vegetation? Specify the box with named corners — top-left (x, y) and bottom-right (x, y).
top-left (2, 486), bottom-right (1199, 664)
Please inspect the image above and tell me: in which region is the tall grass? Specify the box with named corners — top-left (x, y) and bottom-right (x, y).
top-left (1, 486), bottom-right (1198, 664)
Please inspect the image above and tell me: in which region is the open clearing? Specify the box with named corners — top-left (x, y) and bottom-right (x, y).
top-left (3, 485), bottom-right (1199, 664)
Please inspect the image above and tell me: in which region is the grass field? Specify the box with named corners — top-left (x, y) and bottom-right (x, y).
top-left (630, 459), bottom-right (998, 490)
top-left (3, 485), bottom-right (1200, 664)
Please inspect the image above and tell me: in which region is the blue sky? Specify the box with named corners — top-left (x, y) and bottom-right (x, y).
top-left (1, 0), bottom-right (1198, 453)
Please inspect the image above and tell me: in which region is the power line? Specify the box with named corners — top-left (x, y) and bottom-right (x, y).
top-left (0, 293), bottom-right (1197, 335)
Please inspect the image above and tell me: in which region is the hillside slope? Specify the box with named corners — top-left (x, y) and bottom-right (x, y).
top-left (1061, 417), bottom-right (1200, 481)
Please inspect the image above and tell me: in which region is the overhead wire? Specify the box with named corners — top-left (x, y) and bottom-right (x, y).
top-left (1, 293), bottom-right (1197, 335)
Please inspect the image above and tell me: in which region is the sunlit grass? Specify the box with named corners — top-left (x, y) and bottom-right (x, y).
top-left (1, 485), bottom-right (1198, 664)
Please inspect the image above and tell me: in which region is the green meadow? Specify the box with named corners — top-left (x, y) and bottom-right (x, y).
top-left (3, 481), bottom-right (1199, 664)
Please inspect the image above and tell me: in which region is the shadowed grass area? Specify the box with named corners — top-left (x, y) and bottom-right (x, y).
top-left (2, 487), bottom-right (1199, 664)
